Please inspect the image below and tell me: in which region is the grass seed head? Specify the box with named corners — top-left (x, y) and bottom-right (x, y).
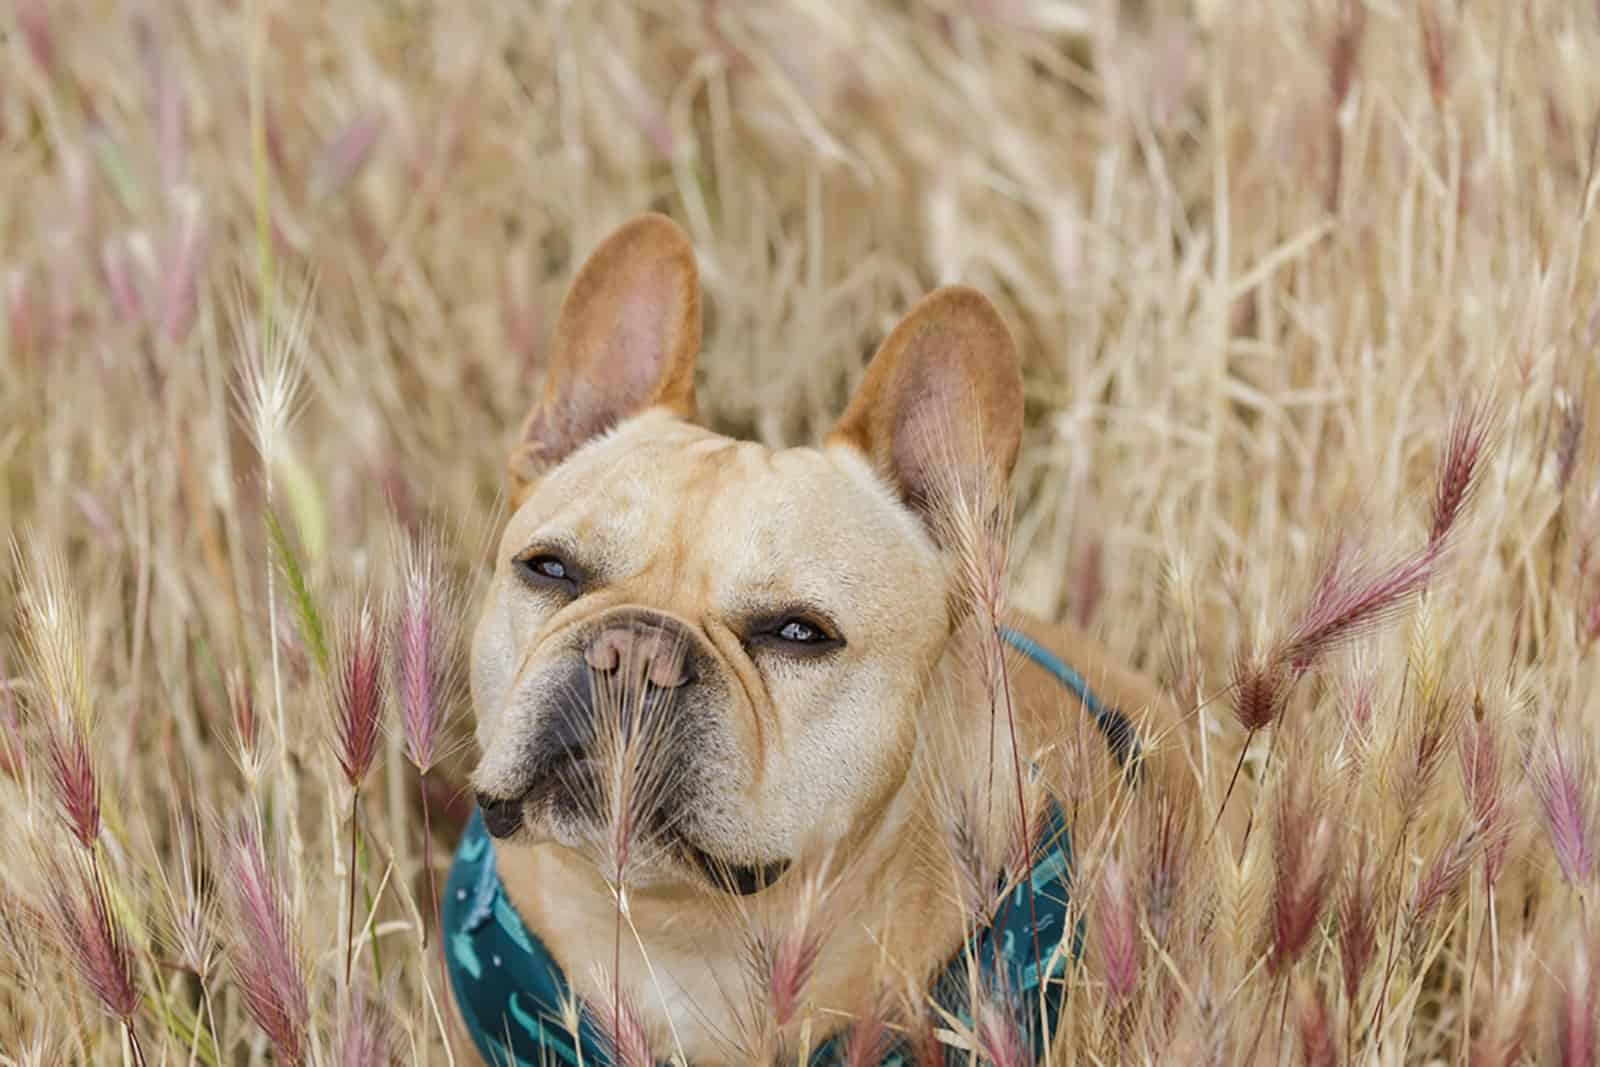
top-left (1230, 645), bottom-right (1290, 732)
top-left (1297, 980), bottom-right (1336, 1067)
top-left (1338, 833), bottom-right (1379, 1006)
top-left (331, 595), bottom-right (387, 791)
top-left (42, 714), bottom-right (99, 851)
top-left (391, 527), bottom-right (463, 775)
top-left (42, 850), bottom-right (140, 1024)
top-left (1557, 919), bottom-right (1597, 1067)
top-left (336, 984), bottom-right (397, 1067)
top-left (222, 816), bottom-right (309, 1067)
top-left (972, 974), bottom-right (1030, 1067)
top-left (1096, 851), bottom-right (1141, 1006)
top-left (1429, 393), bottom-right (1494, 549)
top-left (748, 868), bottom-right (830, 1027)
top-left (1270, 770), bottom-right (1341, 974)
top-left (587, 970), bottom-right (655, 1067)
top-left (1529, 726), bottom-right (1597, 888)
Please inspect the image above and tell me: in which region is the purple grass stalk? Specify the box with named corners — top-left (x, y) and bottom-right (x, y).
top-left (1269, 774), bottom-right (1340, 975)
top-left (1410, 822), bottom-right (1481, 937)
top-left (226, 666), bottom-right (264, 783)
top-left (1529, 727), bottom-right (1597, 888)
top-left (1338, 661), bottom-right (1378, 764)
top-left (1297, 981), bottom-right (1336, 1067)
top-left (0, 663), bottom-right (21, 784)
top-left (16, 1), bottom-right (53, 74)
top-left (972, 976), bottom-right (1029, 1067)
top-left (1458, 709), bottom-right (1512, 884)
top-left (156, 794), bottom-right (222, 1060)
top-left (1097, 852), bottom-right (1140, 1006)
top-left (1418, 0), bottom-right (1449, 106)
top-left (1469, 935), bottom-right (1534, 1067)
top-left (1430, 394), bottom-right (1494, 551)
top-left (390, 526), bottom-right (462, 994)
top-left (750, 874), bottom-right (827, 1027)
top-left (156, 54), bottom-right (187, 194)
top-left (223, 817), bottom-right (310, 1066)
top-left (1584, 588), bottom-right (1600, 649)
top-left (1282, 546), bottom-right (1438, 674)
top-left (159, 197), bottom-right (205, 345)
top-left (395, 548), bottom-right (452, 777)
top-left (1144, 794), bottom-right (1189, 947)
top-left (1338, 833), bottom-right (1378, 1013)
top-left (1556, 398), bottom-right (1585, 497)
top-left (100, 238), bottom-right (144, 323)
top-left (1396, 686), bottom-right (1462, 829)
top-left (337, 984), bottom-right (397, 1067)
top-left (1559, 921), bottom-right (1597, 1067)
top-left (946, 783), bottom-right (1000, 919)
top-left (906, 1007), bottom-right (946, 1067)
top-left (131, 11), bottom-right (187, 193)
top-left (589, 972), bottom-right (654, 1067)
top-left (1212, 644), bottom-right (1289, 841)
top-left (333, 602), bottom-right (389, 783)
top-left (1371, 690), bottom-right (1465, 1037)
top-left (332, 596), bottom-right (388, 986)
top-left (159, 798), bottom-right (217, 981)
top-left (308, 111), bottom-right (388, 203)
top-left (841, 997), bottom-right (894, 1067)
top-left (1231, 646), bottom-right (1291, 733)
top-left (43, 713), bottom-right (99, 852)
top-left (43, 850), bottom-right (146, 1066)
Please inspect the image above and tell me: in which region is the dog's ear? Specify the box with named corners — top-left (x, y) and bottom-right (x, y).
top-left (827, 286), bottom-right (1023, 541)
top-left (508, 213), bottom-right (702, 492)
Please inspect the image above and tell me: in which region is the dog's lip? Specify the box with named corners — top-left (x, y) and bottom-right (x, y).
top-left (683, 844), bottom-right (791, 896)
top-left (477, 747), bottom-right (597, 839)
top-left (477, 791), bottom-right (529, 839)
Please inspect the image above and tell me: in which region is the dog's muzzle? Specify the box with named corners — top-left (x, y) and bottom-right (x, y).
top-left (475, 610), bottom-right (704, 840)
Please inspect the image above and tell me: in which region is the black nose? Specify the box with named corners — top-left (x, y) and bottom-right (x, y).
top-left (476, 793), bottom-right (525, 839)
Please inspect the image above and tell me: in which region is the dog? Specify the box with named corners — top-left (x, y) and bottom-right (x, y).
top-left (446, 213), bottom-right (1207, 1065)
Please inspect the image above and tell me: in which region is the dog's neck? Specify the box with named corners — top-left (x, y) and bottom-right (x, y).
top-left (494, 630), bottom-right (1014, 1065)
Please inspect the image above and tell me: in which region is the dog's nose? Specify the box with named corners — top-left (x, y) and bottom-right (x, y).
top-left (584, 616), bottom-right (696, 690)
top-left (476, 793), bottom-right (525, 839)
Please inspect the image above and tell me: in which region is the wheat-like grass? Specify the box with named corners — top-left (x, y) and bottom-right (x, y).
top-left (3, 1), bottom-right (1599, 1063)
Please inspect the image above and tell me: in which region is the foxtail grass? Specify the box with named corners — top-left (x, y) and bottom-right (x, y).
top-left (4, 2), bottom-right (1600, 1063)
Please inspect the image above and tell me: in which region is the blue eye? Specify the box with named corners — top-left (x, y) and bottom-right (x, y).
top-left (777, 619), bottom-right (823, 644)
top-left (515, 552), bottom-right (578, 590)
top-left (531, 557), bottom-right (566, 580)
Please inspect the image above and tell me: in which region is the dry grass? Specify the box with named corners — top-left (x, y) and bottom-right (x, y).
top-left (3, 0), bottom-right (1600, 1063)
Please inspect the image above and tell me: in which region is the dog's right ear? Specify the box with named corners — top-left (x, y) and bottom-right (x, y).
top-left (508, 213), bottom-right (702, 494)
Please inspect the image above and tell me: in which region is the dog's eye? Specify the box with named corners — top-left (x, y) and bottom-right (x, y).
top-left (752, 613), bottom-right (841, 655)
top-left (514, 551), bottom-right (580, 592)
top-left (777, 619), bottom-right (824, 644)
top-left (530, 556), bottom-right (567, 580)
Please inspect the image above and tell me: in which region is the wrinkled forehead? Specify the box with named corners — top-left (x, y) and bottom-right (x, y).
top-left (500, 416), bottom-right (947, 613)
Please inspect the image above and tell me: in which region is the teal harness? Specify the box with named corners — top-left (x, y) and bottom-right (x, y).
top-left (444, 626), bottom-right (1140, 1065)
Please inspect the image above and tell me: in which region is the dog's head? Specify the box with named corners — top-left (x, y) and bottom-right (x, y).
top-left (469, 214), bottom-right (1022, 895)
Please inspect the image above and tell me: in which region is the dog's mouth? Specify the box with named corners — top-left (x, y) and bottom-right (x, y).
top-left (682, 846), bottom-right (791, 896)
top-left (476, 748), bottom-right (790, 896)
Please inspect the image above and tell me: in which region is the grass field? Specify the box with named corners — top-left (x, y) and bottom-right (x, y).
top-left (3, 1), bottom-right (1600, 1063)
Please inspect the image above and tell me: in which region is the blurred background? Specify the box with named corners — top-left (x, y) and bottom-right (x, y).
top-left (3, 0), bottom-right (1600, 1063)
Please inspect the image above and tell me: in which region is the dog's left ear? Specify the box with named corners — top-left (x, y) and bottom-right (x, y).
top-left (508, 213), bottom-right (702, 493)
top-left (827, 285), bottom-right (1024, 541)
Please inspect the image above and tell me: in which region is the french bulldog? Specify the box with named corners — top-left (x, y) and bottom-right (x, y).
top-left (452, 213), bottom-right (1200, 1065)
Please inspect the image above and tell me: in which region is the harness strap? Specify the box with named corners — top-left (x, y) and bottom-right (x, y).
top-left (997, 627), bottom-right (1144, 780)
